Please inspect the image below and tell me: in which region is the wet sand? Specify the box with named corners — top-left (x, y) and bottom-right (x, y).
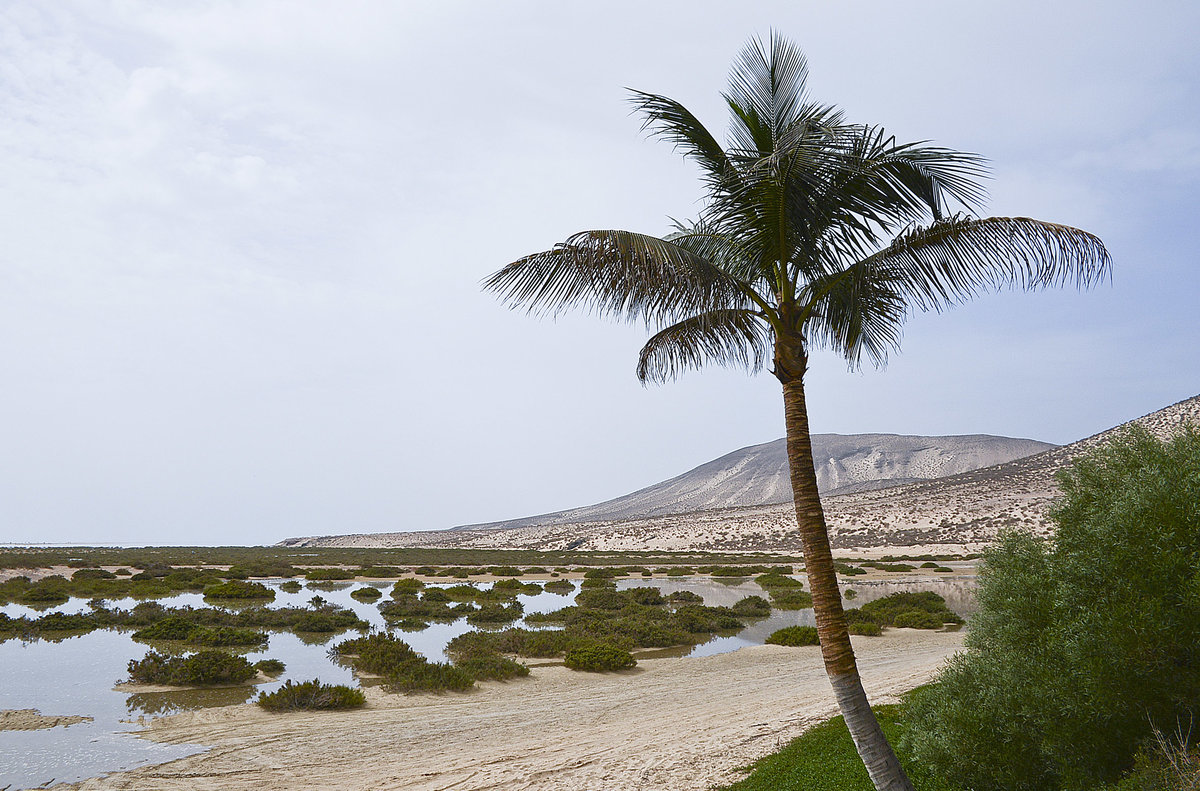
top-left (67, 629), bottom-right (963, 791)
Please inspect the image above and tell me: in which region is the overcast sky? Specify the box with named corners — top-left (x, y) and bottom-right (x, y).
top-left (2, 1), bottom-right (1197, 546)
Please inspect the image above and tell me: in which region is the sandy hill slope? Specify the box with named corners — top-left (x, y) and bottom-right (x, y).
top-left (279, 393), bottom-right (1200, 553)
top-left (454, 433), bottom-right (1054, 531)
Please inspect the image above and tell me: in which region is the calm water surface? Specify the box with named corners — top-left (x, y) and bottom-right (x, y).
top-left (0, 575), bottom-right (974, 789)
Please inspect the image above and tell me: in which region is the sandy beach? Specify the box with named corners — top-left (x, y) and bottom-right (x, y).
top-left (66, 629), bottom-right (963, 791)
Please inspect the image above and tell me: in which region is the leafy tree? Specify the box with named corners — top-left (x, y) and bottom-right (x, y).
top-left (904, 427), bottom-right (1200, 791)
top-left (485, 34), bottom-right (1109, 791)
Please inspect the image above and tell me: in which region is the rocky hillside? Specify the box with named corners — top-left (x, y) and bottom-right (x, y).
top-left (454, 433), bottom-right (1054, 531)
top-left (280, 393), bottom-right (1200, 553)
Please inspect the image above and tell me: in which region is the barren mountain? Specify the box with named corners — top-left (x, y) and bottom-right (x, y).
top-left (454, 433), bottom-right (1055, 531)
top-left (280, 393), bottom-right (1200, 553)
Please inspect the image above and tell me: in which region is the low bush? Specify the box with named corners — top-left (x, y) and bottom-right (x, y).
top-left (133, 616), bottom-right (198, 641)
top-left (72, 568), bottom-right (117, 581)
top-left (350, 587), bottom-right (383, 601)
top-left (765, 625), bottom-right (819, 646)
top-left (893, 610), bottom-right (945, 630)
top-left (624, 586), bottom-right (666, 606)
top-left (332, 633), bottom-right (474, 693)
top-left (843, 588), bottom-right (857, 600)
top-left (564, 644), bottom-right (636, 672)
top-left (856, 592), bottom-right (960, 627)
top-left (254, 658), bottom-right (286, 676)
top-left (667, 590), bottom-right (704, 604)
top-left (128, 650), bottom-right (258, 686)
top-left (767, 588), bottom-right (813, 610)
top-left (465, 602), bottom-right (523, 625)
top-left (455, 653), bottom-right (530, 682)
top-left (358, 566), bottom-right (403, 578)
top-left (256, 679), bottom-right (365, 711)
top-left (487, 566), bottom-right (524, 577)
top-left (543, 579), bottom-right (574, 594)
top-left (188, 626), bottom-right (269, 647)
top-left (203, 581), bottom-right (275, 600)
top-left (304, 568), bottom-right (356, 581)
top-left (391, 578), bottom-right (425, 595)
top-left (731, 595), bottom-right (772, 617)
top-left (279, 580), bottom-right (302, 593)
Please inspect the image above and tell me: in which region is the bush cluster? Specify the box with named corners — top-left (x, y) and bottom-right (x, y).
top-left (127, 650), bottom-right (258, 686)
top-left (563, 644), bottom-right (636, 672)
top-left (765, 625), bottom-right (819, 646)
top-left (332, 633), bottom-right (475, 692)
top-left (202, 580), bottom-right (275, 600)
top-left (256, 679), bottom-right (365, 711)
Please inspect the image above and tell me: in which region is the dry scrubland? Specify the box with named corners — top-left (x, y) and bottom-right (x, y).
top-left (66, 630), bottom-right (964, 791)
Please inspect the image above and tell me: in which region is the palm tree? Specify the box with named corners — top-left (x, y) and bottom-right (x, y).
top-left (484, 34), bottom-right (1109, 791)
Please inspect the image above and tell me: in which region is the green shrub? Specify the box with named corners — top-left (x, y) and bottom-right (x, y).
top-left (358, 566), bottom-right (403, 578)
top-left (487, 566), bottom-right (523, 577)
top-left (564, 644), bottom-right (636, 672)
top-left (257, 679), bottom-right (365, 711)
top-left (904, 427), bottom-right (1200, 791)
top-left (465, 602), bottom-right (523, 625)
top-left (333, 633), bottom-right (474, 693)
top-left (857, 591), bottom-right (958, 627)
top-left (279, 580), bottom-right (302, 593)
top-left (756, 572), bottom-right (803, 589)
top-left (203, 580), bottom-right (275, 600)
top-left (624, 586), bottom-right (666, 605)
top-left (187, 626), bottom-right (269, 646)
top-left (892, 610), bottom-right (944, 630)
top-left (767, 588), bottom-right (813, 610)
top-left (391, 578), bottom-right (425, 595)
top-left (350, 586), bottom-right (383, 601)
top-left (72, 568), bottom-right (116, 581)
top-left (920, 561), bottom-right (940, 569)
top-left (583, 568), bottom-right (617, 579)
top-left (128, 650), bottom-right (257, 686)
top-left (304, 568), bottom-right (356, 581)
top-left (544, 579), bottom-right (574, 594)
top-left (731, 595), bottom-right (772, 617)
top-left (575, 589), bottom-right (625, 610)
top-left (843, 588), bottom-right (857, 600)
top-left (455, 653), bottom-right (530, 682)
top-left (765, 625), bottom-right (819, 646)
top-left (254, 658), bottom-right (286, 676)
top-left (667, 590), bottom-right (704, 604)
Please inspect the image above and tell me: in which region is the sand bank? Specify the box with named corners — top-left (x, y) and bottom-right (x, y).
top-left (66, 629), bottom-right (962, 791)
top-left (0, 708), bottom-right (92, 731)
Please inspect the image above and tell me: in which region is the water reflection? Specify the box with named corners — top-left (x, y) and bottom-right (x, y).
top-left (126, 685), bottom-right (256, 716)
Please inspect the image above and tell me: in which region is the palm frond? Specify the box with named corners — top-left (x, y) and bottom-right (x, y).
top-left (636, 309), bottom-right (772, 384)
top-left (723, 31), bottom-right (811, 153)
top-left (628, 90), bottom-right (735, 195)
top-left (801, 262), bottom-right (908, 368)
top-left (483, 230), bottom-right (751, 325)
top-left (864, 215), bottom-right (1112, 312)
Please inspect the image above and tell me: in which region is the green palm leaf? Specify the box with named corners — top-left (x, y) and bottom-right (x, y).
top-left (636, 309), bottom-right (772, 384)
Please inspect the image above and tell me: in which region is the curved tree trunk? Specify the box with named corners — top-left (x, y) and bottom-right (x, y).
top-left (782, 376), bottom-right (915, 791)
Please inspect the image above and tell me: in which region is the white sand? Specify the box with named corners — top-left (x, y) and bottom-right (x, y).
top-left (69, 629), bottom-right (963, 791)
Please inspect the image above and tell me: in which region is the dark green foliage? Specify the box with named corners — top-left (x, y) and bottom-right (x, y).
top-left (490, 578), bottom-right (542, 596)
top-left (843, 588), bottom-right (857, 600)
top-left (756, 572), bottom-right (803, 589)
top-left (256, 679), bottom-right (365, 711)
top-left (357, 566), bottom-right (403, 578)
top-left (765, 625), bottom-right (819, 646)
top-left (624, 586), bottom-right (666, 605)
top-left (188, 626), bottom-right (269, 647)
top-left (333, 633), bottom-right (474, 693)
top-left (420, 588), bottom-right (450, 602)
top-left (128, 650), bottom-right (257, 686)
top-left (766, 588), bottom-right (813, 610)
top-left (71, 568), bottom-right (116, 580)
top-left (350, 586), bottom-right (383, 601)
top-left (203, 580), bottom-right (275, 600)
top-left (834, 562), bottom-right (867, 576)
top-left (487, 565), bottom-right (524, 576)
top-left (904, 428), bottom-right (1200, 791)
top-left (583, 568), bottom-right (617, 579)
top-left (667, 590), bottom-right (704, 604)
top-left (855, 592), bottom-right (960, 627)
top-left (254, 658), bottom-right (286, 676)
top-left (279, 580), bottom-right (302, 593)
top-left (579, 576), bottom-right (616, 589)
top-left (454, 653), bottom-right (530, 682)
top-left (920, 562), bottom-right (940, 569)
top-left (390, 577), bottom-right (425, 595)
top-left (717, 704), bottom-right (949, 791)
top-left (543, 579), bottom-right (574, 594)
top-left (303, 568), bottom-right (356, 581)
top-left (564, 644), bottom-right (636, 672)
top-left (465, 602), bottom-right (524, 625)
top-left (892, 611), bottom-right (945, 630)
top-left (575, 588), bottom-right (625, 610)
top-left (731, 595), bottom-right (772, 617)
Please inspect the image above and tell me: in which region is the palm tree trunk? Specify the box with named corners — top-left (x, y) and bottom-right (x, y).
top-left (782, 377), bottom-right (915, 791)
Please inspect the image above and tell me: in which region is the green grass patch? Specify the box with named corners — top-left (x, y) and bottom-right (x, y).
top-left (718, 703), bottom-right (952, 791)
